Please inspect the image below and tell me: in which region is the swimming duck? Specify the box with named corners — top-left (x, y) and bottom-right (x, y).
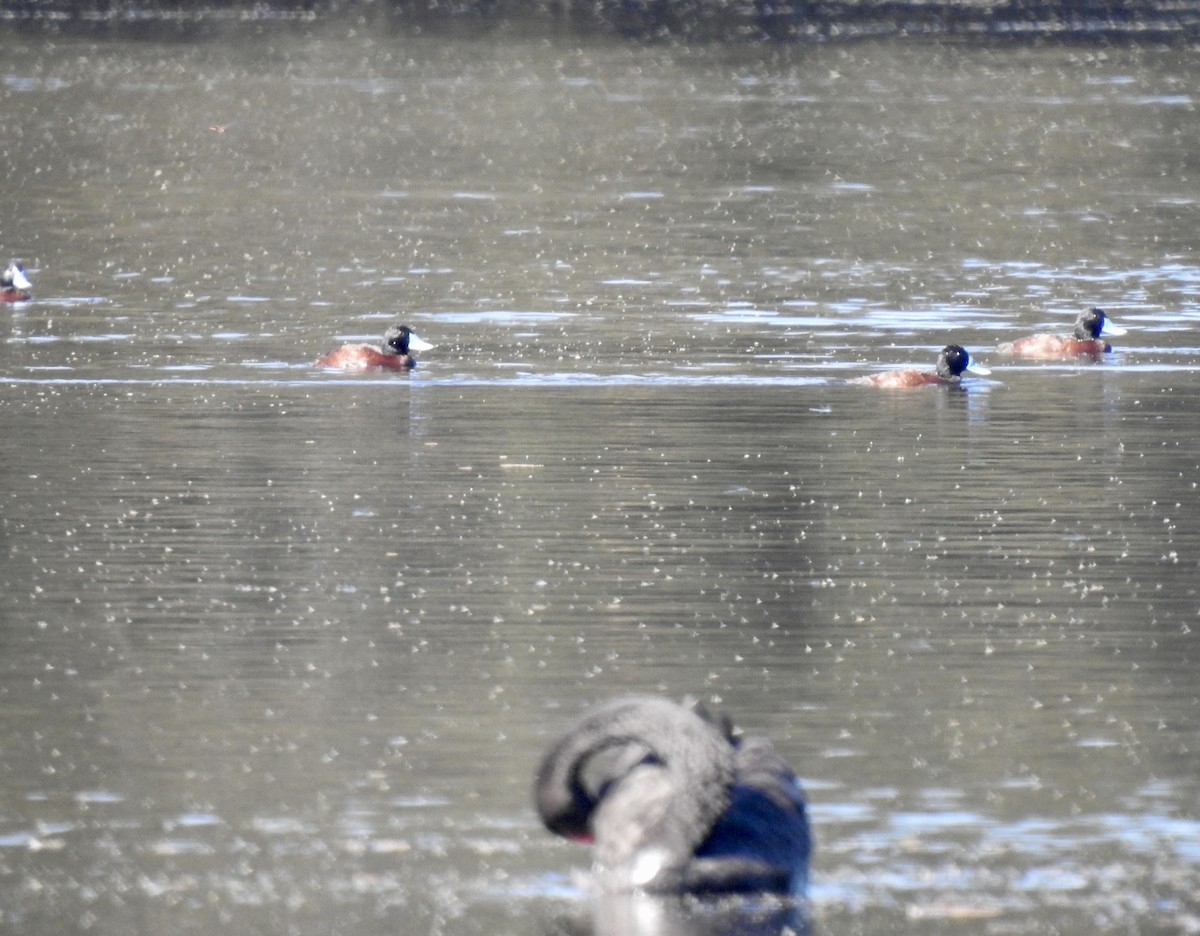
top-left (998, 307), bottom-right (1127, 359)
top-left (1, 261), bottom-right (31, 302)
top-left (850, 344), bottom-right (990, 388)
top-left (534, 695), bottom-right (811, 896)
top-left (315, 323), bottom-right (433, 370)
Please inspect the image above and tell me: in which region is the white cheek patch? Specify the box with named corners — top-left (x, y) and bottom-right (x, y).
top-left (630, 848), bottom-right (668, 888)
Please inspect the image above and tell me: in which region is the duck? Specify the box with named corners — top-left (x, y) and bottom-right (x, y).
top-left (534, 695), bottom-right (811, 896)
top-left (998, 307), bottom-right (1127, 359)
top-left (314, 323), bottom-right (433, 370)
top-left (850, 344), bottom-right (990, 389)
top-left (1, 261), bottom-right (32, 302)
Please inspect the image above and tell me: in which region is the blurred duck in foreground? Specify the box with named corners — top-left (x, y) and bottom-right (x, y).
top-left (850, 344), bottom-right (990, 389)
top-left (1, 261), bottom-right (32, 302)
top-left (998, 307), bottom-right (1127, 359)
top-left (314, 323), bottom-right (433, 370)
top-left (534, 695), bottom-right (811, 896)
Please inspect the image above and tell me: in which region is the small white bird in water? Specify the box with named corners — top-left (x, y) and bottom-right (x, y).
top-left (1, 261), bottom-right (32, 302)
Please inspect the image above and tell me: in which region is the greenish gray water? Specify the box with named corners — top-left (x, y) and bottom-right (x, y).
top-left (2, 31), bottom-right (1199, 936)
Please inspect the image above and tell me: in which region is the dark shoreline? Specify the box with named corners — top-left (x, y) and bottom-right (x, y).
top-left (3, 0), bottom-right (1200, 41)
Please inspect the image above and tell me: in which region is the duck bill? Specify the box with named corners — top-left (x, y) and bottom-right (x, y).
top-left (1102, 319), bottom-right (1128, 336)
top-left (966, 359), bottom-right (991, 376)
top-left (407, 333), bottom-right (434, 352)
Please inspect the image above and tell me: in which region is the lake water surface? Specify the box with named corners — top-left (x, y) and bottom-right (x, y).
top-left (2, 27), bottom-right (1199, 936)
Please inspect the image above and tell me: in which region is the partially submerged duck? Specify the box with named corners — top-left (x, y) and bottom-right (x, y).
top-left (315, 323), bottom-right (433, 370)
top-left (998, 307), bottom-right (1127, 359)
top-left (1, 261), bottom-right (31, 302)
top-left (850, 344), bottom-right (990, 389)
top-left (534, 695), bottom-right (810, 896)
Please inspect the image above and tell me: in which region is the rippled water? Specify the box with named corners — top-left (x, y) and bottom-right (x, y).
top-left (2, 28), bottom-right (1199, 936)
